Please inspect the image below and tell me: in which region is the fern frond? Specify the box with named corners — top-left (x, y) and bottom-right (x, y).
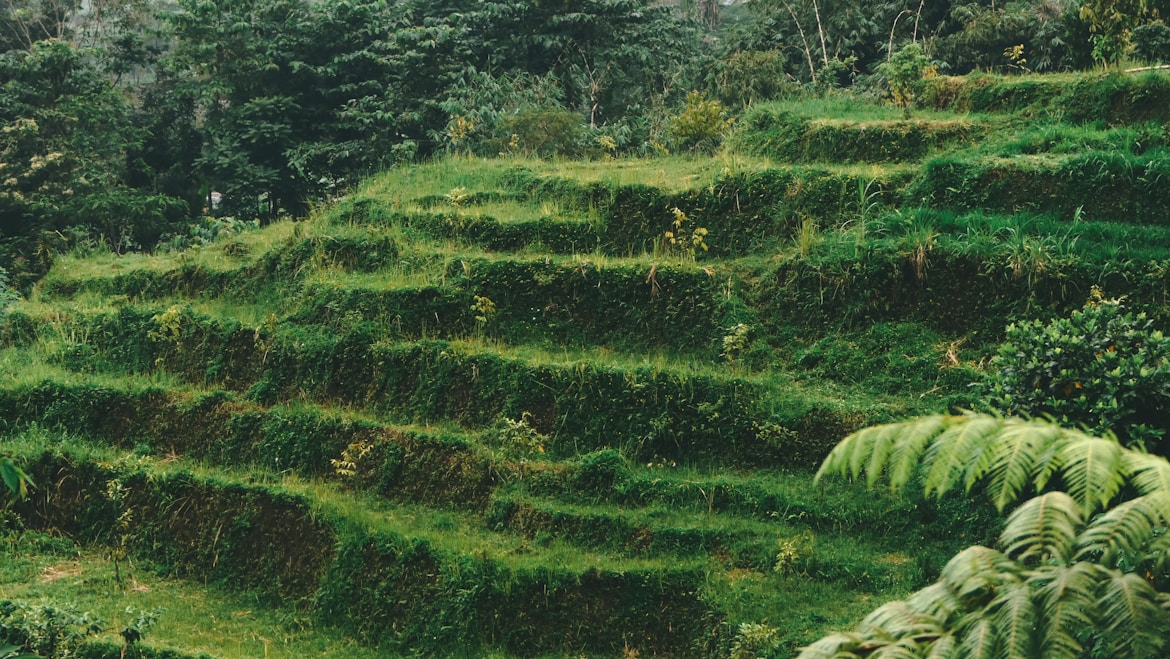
top-left (923, 633), bottom-right (955, 659)
top-left (923, 414), bottom-right (1004, 498)
top-left (986, 420), bottom-right (1061, 511)
top-left (858, 600), bottom-right (941, 640)
top-left (1057, 436), bottom-right (1125, 516)
top-left (1074, 492), bottom-right (1170, 566)
top-left (886, 415), bottom-right (947, 489)
top-left (795, 631), bottom-right (864, 659)
top-left (1097, 570), bottom-right (1170, 658)
top-left (1125, 451), bottom-right (1170, 496)
top-left (819, 416), bottom-right (945, 489)
top-left (1028, 564), bottom-right (1096, 659)
top-left (870, 636), bottom-right (925, 659)
top-left (905, 582), bottom-right (961, 622)
top-left (955, 614), bottom-right (997, 659)
top-left (989, 580), bottom-right (1039, 659)
top-left (941, 546), bottom-right (1021, 610)
top-left (999, 492), bottom-right (1082, 565)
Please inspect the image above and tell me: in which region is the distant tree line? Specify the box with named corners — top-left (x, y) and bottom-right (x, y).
top-left (0, 0), bottom-right (1167, 285)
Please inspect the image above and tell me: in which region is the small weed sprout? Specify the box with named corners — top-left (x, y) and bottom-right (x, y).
top-left (753, 422), bottom-right (797, 450)
top-left (660, 207), bottom-right (709, 262)
top-left (445, 186), bottom-right (471, 208)
top-left (796, 219), bottom-right (821, 258)
top-left (471, 294), bottom-right (497, 338)
top-left (103, 479), bottom-right (133, 587)
top-left (148, 305), bottom-right (184, 344)
top-left (148, 305), bottom-right (186, 372)
top-left (773, 531), bottom-right (815, 575)
top-left (598, 134), bottom-right (618, 160)
top-left (446, 115), bottom-right (475, 154)
top-left (495, 412), bottom-right (546, 457)
top-left (331, 440), bottom-right (375, 479)
top-left (729, 622), bottom-right (780, 659)
top-left (669, 91), bottom-right (733, 152)
top-left (721, 323), bottom-right (752, 364)
top-left (1003, 44), bottom-right (1029, 71)
top-left (120, 606), bottom-right (164, 654)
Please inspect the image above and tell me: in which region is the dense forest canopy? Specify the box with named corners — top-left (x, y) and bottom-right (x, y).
top-left (1, 0), bottom-right (1168, 287)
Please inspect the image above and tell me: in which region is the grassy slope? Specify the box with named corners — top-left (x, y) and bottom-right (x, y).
top-left (8, 71), bottom-right (1170, 658)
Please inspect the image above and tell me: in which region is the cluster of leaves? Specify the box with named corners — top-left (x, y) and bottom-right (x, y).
top-left (805, 414), bottom-right (1170, 658)
top-left (0, 600), bottom-right (101, 659)
top-left (878, 42), bottom-right (932, 108)
top-left (668, 91), bottom-right (734, 152)
top-left (0, 458), bottom-right (32, 509)
top-left (1132, 21), bottom-right (1170, 63)
top-left (979, 292), bottom-right (1170, 451)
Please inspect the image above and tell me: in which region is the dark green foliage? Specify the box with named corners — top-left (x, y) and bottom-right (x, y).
top-left (1132, 21), bottom-right (1170, 63)
top-left (12, 444), bottom-right (722, 657)
top-left (20, 453), bottom-right (335, 602)
top-left (711, 50), bottom-right (796, 108)
top-left (981, 295), bottom-right (1170, 450)
top-left (795, 323), bottom-right (968, 395)
top-left (71, 642), bottom-right (212, 659)
top-left (571, 449), bottom-right (634, 498)
top-left (314, 533), bottom-right (715, 656)
top-left (0, 40), bottom-right (186, 274)
top-left (929, 1), bottom-right (1087, 74)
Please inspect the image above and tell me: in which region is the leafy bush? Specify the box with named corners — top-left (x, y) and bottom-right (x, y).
top-left (879, 43), bottom-right (931, 108)
top-left (504, 108), bottom-right (587, 158)
top-left (668, 91), bottom-right (733, 153)
top-left (0, 600), bottom-right (101, 659)
top-left (980, 289), bottom-right (1170, 450)
top-left (1132, 22), bottom-right (1170, 64)
top-left (712, 50), bottom-right (795, 108)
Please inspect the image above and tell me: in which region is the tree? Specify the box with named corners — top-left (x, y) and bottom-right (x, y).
top-left (879, 41), bottom-right (930, 108)
top-left (1081, 0), bottom-right (1155, 65)
top-left (932, 1), bottom-right (1086, 73)
top-left (0, 39), bottom-right (185, 262)
top-left (801, 413), bottom-right (1170, 658)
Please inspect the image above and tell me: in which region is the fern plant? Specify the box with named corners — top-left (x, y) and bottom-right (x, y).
top-left (802, 413), bottom-right (1170, 659)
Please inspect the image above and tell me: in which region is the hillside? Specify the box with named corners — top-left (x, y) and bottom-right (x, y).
top-left (7, 71), bottom-right (1170, 658)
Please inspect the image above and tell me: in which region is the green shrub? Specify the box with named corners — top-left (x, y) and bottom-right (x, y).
top-left (1132, 22), bottom-right (1170, 63)
top-left (879, 43), bottom-right (931, 109)
top-left (0, 599), bottom-right (102, 658)
top-left (669, 91), bottom-right (733, 153)
top-left (980, 288), bottom-right (1170, 450)
top-left (713, 50), bottom-right (795, 107)
top-left (504, 108), bottom-right (587, 158)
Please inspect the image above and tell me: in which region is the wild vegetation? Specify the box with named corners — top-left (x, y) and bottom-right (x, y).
top-left (5, 0), bottom-right (1170, 657)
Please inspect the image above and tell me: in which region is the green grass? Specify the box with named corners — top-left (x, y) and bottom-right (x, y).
top-left (1, 532), bottom-right (385, 659)
top-left (14, 75), bottom-right (1170, 657)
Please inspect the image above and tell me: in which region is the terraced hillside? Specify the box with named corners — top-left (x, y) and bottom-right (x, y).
top-left (8, 73), bottom-right (1170, 658)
